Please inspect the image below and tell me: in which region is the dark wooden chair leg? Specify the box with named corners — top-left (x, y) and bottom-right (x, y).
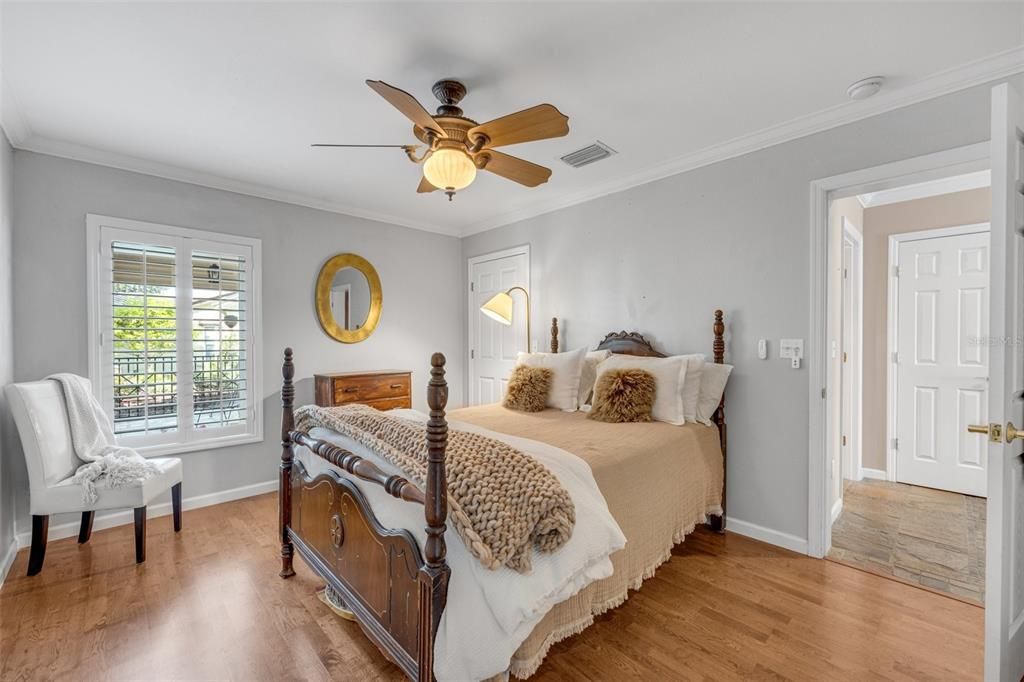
top-left (133, 506), bottom-right (147, 564)
top-left (171, 482), bottom-right (182, 532)
top-left (27, 515), bottom-right (49, 576)
top-left (78, 511), bottom-right (95, 544)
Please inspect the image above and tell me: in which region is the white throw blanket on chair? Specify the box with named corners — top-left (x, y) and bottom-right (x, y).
top-left (48, 374), bottom-right (160, 504)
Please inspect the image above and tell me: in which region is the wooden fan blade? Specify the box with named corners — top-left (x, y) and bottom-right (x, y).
top-left (478, 150), bottom-right (552, 187)
top-left (366, 80), bottom-right (447, 138)
top-left (468, 104), bottom-right (568, 149)
top-left (417, 176), bottom-right (438, 193)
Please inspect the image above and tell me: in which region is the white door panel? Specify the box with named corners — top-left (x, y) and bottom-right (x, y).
top-left (984, 81), bottom-right (1024, 682)
top-left (896, 230), bottom-right (990, 496)
top-left (469, 251), bottom-right (528, 406)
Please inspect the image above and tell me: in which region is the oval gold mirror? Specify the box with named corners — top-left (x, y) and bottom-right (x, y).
top-left (315, 253), bottom-right (382, 343)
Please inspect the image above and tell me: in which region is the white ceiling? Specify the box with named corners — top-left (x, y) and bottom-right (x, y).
top-left (2, 2), bottom-right (1023, 236)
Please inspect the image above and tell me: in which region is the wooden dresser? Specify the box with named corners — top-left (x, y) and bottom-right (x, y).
top-left (313, 370), bottom-right (412, 410)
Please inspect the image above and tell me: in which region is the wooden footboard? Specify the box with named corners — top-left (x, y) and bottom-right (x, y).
top-left (278, 349), bottom-right (449, 682)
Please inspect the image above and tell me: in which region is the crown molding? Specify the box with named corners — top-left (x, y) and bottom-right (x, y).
top-left (3, 44), bottom-right (1022, 239)
top-left (463, 44), bottom-right (1024, 236)
top-left (9, 134), bottom-right (461, 237)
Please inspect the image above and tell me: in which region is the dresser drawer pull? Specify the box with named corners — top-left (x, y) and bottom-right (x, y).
top-left (343, 387), bottom-right (359, 393)
top-left (390, 383), bottom-right (404, 389)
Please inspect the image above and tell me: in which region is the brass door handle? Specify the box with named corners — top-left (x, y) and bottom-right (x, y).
top-left (968, 423), bottom-right (1003, 442)
top-left (968, 422), bottom-right (1024, 443)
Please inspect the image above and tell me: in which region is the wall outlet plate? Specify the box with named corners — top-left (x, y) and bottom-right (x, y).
top-left (780, 338), bottom-right (804, 359)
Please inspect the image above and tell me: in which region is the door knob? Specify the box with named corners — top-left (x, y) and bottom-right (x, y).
top-left (1006, 422), bottom-right (1024, 443)
top-left (967, 423), bottom-right (1003, 442)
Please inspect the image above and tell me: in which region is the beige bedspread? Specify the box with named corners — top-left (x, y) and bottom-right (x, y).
top-left (449, 404), bottom-right (724, 679)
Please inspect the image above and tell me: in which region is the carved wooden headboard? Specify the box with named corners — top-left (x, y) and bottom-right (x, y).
top-left (549, 310), bottom-right (726, 364)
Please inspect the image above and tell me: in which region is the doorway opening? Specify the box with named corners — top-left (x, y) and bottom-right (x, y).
top-left (823, 169), bottom-right (991, 604)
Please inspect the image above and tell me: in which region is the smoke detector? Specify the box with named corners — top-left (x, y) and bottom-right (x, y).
top-left (847, 76), bottom-right (885, 101)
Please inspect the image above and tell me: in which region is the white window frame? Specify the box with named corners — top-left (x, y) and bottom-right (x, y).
top-left (86, 214), bottom-right (263, 456)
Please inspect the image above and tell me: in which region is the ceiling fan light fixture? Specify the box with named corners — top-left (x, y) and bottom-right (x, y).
top-left (423, 147), bottom-right (477, 200)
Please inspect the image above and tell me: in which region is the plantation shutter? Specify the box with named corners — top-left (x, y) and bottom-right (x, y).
top-left (191, 246), bottom-right (250, 433)
top-left (110, 240), bottom-right (179, 436)
top-left (93, 219), bottom-right (260, 453)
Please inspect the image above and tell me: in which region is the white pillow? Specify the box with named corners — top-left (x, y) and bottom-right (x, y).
top-left (677, 354), bottom-right (706, 423)
top-left (516, 347), bottom-right (588, 411)
top-left (596, 354), bottom-right (690, 425)
top-left (577, 350), bottom-right (613, 407)
top-left (697, 363), bottom-right (733, 426)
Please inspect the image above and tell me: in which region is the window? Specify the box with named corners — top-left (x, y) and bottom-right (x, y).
top-left (87, 215), bottom-right (262, 455)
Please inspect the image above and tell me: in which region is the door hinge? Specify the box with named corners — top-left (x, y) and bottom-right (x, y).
top-left (843, 268), bottom-right (848, 280)
top-left (470, 349), bottom-right (475, 359)
top-left (892, 265), bottom-right (900, 278)
top-left (892, 437), bottom-right (899, 450)
top-left (821, 387), bottom-right (827, 399)
top-left (842, 351), bottom-right (847, 363)
top-left (892, 351), bottom-right (899, 364)
top-left (842, 435), bottom-right (847, 446)
top-left (470, 282), bottom-right (475, 292)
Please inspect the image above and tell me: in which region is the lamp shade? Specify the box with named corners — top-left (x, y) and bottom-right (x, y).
top-left (423, 148), bottom-right (477, 192)
top-left (480, 291), bottom-right (514, 326)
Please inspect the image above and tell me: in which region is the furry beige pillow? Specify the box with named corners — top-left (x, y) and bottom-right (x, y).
top-left (588, 369), bottom-right (656, 423)
top-left (504, 365), bottom-right (553, 412)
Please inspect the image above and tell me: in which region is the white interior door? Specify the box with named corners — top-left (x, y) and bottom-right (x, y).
top-left (896, 229), bottom-right (990, 496)
top-left (984, 81), bottom-right (1024, 682)
top-left (841, 237), bottom-right (854, 484)
top-left (468, 250), bottom-right (529, 406)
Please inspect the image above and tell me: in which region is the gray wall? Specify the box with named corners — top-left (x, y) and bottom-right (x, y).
top-left (9, 151), bottom-right (463, 536)
top-left (462, 76), bottom-right (1020, 541)
top-left (0, 133), bottom-right (14, 562)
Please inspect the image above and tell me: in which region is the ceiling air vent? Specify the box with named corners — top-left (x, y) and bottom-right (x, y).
top-left (560, 141), bottom-right (616, 169)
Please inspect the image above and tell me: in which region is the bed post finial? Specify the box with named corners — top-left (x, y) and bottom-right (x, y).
top-left (713, 310), bottom-right (725, 365)
top-left (279, 347), bottom-right (296, 578)
top-left (711, 312), bottom-right (727, 533)
top-left (425, 352), bottom-right (449, 567)
top-left (550, 317), bottom-right (559, 353)
top-left (419, 352), bottom-right (451, 681)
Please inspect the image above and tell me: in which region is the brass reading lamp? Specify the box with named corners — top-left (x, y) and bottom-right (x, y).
top-left (480, 286), bottom-right (531, 351)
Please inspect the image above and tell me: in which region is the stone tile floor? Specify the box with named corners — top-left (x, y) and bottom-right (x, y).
top-left (828, 478), bottom-right (985, 603)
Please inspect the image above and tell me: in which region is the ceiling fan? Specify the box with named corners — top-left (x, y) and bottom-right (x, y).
top-left (313, 79), bottom-right (569, 200)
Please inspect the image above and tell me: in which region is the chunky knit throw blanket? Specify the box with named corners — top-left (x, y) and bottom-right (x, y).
top-left (294, 404), bottom-right (576, 573)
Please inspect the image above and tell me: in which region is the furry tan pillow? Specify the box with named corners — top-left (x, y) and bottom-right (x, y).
top-left (504, 365), bottom-right (553, 412)
top-left (588, 368), bottom-right (656, 423)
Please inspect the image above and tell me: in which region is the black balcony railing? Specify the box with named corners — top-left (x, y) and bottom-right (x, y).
top-left (113, 351), bottom-right (243, 424)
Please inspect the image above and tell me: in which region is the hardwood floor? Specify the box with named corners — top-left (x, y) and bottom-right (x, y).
top-left (1, 493), bottom-right (982, 681)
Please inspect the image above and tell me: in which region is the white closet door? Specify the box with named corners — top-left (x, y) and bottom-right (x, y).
top-left (468, 251), bottom-right (528, 406)
top-left (896, 230), bottom-right (990, 497)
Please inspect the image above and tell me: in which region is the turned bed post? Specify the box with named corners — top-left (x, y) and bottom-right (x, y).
top-left (550, 317), bottom-right (559, 353)
top-left (712, 310), bottom-right (727, 533)
top-left (418, 352), bottom-right (451, 682)
top-left (279, 348), bottom-right (297, 578)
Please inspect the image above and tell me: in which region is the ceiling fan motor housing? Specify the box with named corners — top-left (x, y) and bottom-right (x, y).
top-left (431, 79), bottom-right (467, 117)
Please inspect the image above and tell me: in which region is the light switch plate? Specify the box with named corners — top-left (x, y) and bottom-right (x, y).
top-left (780, 338), bottom-right (804, 360)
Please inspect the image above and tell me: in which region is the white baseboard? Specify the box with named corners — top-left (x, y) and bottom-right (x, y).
top-left (728, 517), bottom-right (809, 555)
top-left (831, 496), bottom-right (844, 524)
top-left (860, 467), bottom-right (887, 481)
top-left (15, 479), bottom-right (277, 549)
top-left (0, 538), bottom-right (17, 587)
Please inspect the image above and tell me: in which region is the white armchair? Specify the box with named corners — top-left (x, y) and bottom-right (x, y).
top-left (5, 380), bottom-right (183, 575)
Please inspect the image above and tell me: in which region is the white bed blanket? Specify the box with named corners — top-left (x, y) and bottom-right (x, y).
top-left (297, 409), bottom-right (625, 681)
